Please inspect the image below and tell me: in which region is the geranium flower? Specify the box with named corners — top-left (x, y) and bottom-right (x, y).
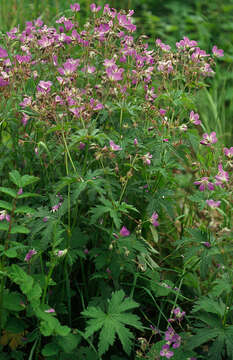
top-left (193, 177), bottom-right (214, 191)
top-left (120, 226), bottom-right (130, 237)
top-left (200, 132), bottom-right (217, 146)
top-left (109, 140), bottom-right (122, 151)
top-left (25, 249), bottom-right (37, 262)
top-left (160, 344), bottom-right (174, 359)
top-left (206, 199), bottom-right (221, 208)
top-left (189, 111), bottom-right (201, 125)
top-left (151, 212), bottom-right (159, 227)
top-left (212, 45), bottom-right (224, 57)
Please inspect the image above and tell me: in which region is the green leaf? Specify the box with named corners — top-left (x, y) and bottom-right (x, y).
top-left (42, 343), bottom-right (59, 356)
top-left (0, 223), bottom-right (9, 232)
top-left (21, 175), bottom-right (39, 187)
top-left (192, 296), bottom-right (226, 317)
top-left (0, 200), bottom-right (13, 211)
top-left (18, 192), bottom-right (41, 199)
top-left (9, 265), bottom-right (34, 295)
top-left (5, 248), bottom-right (18, 258)
top-left (15, 206), bottom-right (36, 215)
top-left (187, 328), bottom-right (223, 350)
top-left (9, 170), bottom-right (22, 187)
top-left (56, 333), bottom-right (80, 353)
top-left (11, 225), bottom-right (30, 234)
top-left (2, 291), bottom-right (24, 312)
top-left (0, 187), bottom-right (17, 198)
top-left (82, 290), bottom-right (142, 356)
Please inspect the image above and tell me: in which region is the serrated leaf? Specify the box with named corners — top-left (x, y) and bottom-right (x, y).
top-left (82, 290), bottom-right (142, 356)
top-left (0, 200), bottom-right (13, 211)
top-left (192, 297), bottom-right (225, 317)
top-left (187, 328), bottom-right (223, 350)
top-left (0, 187), bottom-right (17, 198)
top-left (9, 265), bottom-right (34, 295)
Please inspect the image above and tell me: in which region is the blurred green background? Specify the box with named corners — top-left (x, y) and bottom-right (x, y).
top-left (0, 0), bottom-right (233, 145)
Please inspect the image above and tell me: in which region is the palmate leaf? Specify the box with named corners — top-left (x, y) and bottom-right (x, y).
top-left (82, 290), bottom-right (142, 356)
top-left (192, 296), bottom-right (226, 317)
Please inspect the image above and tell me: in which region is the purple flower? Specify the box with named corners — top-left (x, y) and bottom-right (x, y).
top-left (160, 344), bottom-right (174, 359)
top-left (70, 3), bottom-right (80, 11)
top-left (19, 97), bottom-right (32, 108)
top-left (109, 140), bottom-right (122, 151)
top-left (193, 177), bottom-right (214, 191)
top-left (106, 65), bottom-right (124, 81)
top-left (0, 47), bottom-right (8, 58)
top-left (142, 153), bottom-right (152, 165)
top-left (120, 226), bottom-right (130, 237)
top-left (56, 249), bottom-right (67, 257)
top-left (51, 202), bottom-right (62, 213)
top-left (159, 108), bottom-right (167, 116)
top-left (25, 249), bottom-right (37, 262)
top-left (215, 163), bottom-right (229, 186)
top-left (203, 242), bottom-right (211, 248)
top-left (212, 45), bottom-right (224, 57)
top-left (172, 307), bottom-right (185, 321)
top-left (17, 188), bottom-right (23, 195)
top-left (151, 212), bottom-right (159, 227)
top-left (200, 132), bottom-right (217, 146)
top-left (176, 36), bottom-right (197, 49)
top-left (206, 199), bottom-right (221, 208)
top-left (79, 142), bottom-right (86, 150)
top-left (21, 113), bottom-right (29, 126)
top-left (189, 111), bottom-right (201, 125)
top-left (37, 81), bottom-right (52, 94)
top-left (224, 147), bottom-right (233, 158)
top-left (134, 138), bottom-right (138, 146)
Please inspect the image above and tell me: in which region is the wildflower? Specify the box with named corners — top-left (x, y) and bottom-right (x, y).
top-left (0, 47), bottom-right (8, 58)
top-left (172, 307), bottom-right (185, 321)
top-left (160, 344), bottom-right (174, 359)
top-left (79, 142), bottom-right (86, 150)
top-left (17, 188), bottom-right (23, 195)
top-left (200, 132), bottom-right (217, 146)
top-left (215, 163), bottom-right (229, 186)
top-left (55, 249), bottom-right (67, 257)
top-left (106, 65), bottom-right (124, 81)
top-left (193, 177), bottom-right (214, 191)
top-left (120, 226), bottom-right (130, 237)
top-left (176, 36), bottom-right (197, 49)
top-left (70, 3), bottom-right (80, 11)
top-left (203, 242), bottom-right (211, 248)
top-left (151, 212), bottom-right (159, 227)
top-left (0, 210), bottom-right (10, 222)
top-left (212, 45), bottom-right (224, 57)
top-left (134, 138), bottom-right (138, 146)
top-left (21, 113), bottom-right (29, 126)
top-left (43, 217), bottom-right (48, 222)
top-left (25, 249), bottom-right (37, 262)
top-left (44, 308), bottom-right (55, 313)
top-left (159, 108), bottom-right (167, 116)
top-left (189, 111), bottom-right (201, 125)
top-left (109, 140), bottom-right (122, 151)
top-left (51, 202), bottom-right (62, 213)
top-left (90, 3), bottom-right (101, 12)
top-left (223, 147), bottom-right (233, 158)
top-left (206, 199), bottom-right (221, 208)
top-left (37, 80), bottom-right (52, 94)
top-left (179, 124), bottom-right (188, 132)
top-left (142, 153), bottom-right (152, 165)
top-left (19, 97), bottom-right (32, 107)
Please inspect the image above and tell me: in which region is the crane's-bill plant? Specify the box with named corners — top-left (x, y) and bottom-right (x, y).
top-left (0, 2), bottom-right (232, 359)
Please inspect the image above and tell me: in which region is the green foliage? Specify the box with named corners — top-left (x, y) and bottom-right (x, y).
top-left (82, 290), bottom-right (142, 356)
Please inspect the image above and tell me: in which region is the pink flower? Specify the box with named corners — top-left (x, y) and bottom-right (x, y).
top-left (134, 138), bottom-right (138, 146)
top-left (21, 113), bottom-right (29, 126)
top-left (37, 81), bottom-right (52, 94)
top-left (206, 199), bottom-right (221, 208)
top-left (17, 188), bottom-right (23, 195)
top-left (44, 308), bottom-right (55, 313)
top-left (142, 153), bottom-right (152, 165)
top-left (194, 177), bottom-right (215, 191)
top-left (106, 65), bottom-right (124, 81)
top-left (176, 36), bottom-right (197, 49)
top-left (200, 132), bottom-right (217, 146)
top-left (70, 3), bottom-right (80, 11)
top-left (151, 212), bottom-right (159, 227)
top-left (19, 97), bottom-right (32, 108)
top-left (172, 307), bottom-right (185, 321)
top-left (0, 47), bottom-right (8, 58)
top-left (120, 226), bottom-right (130, 237)
top-left (212, 45), bottom-right (224, 57)
top-left (215, 163), bottom-right (229, 186)
top-left (109, 140), bottom-right (122, 151)
top-left (159, 108), bottom-right (167, 116)
top-left (189, 111), bottom-right (201, 125)
top-left (90, 3), bottom-right (101, 12)
top-left (160, 344), bottom-right (174, 359)
top-left (223, 147), bottom-right (233, 158)
top-left (25, 249), bottom-right (37, 262)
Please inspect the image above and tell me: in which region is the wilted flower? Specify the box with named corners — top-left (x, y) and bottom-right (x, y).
top-left (215, 163), bottom-right (229, 186)
top-left (25, 249), bottom-right (37, 262)
top-left (109, 140), bottom-right (122, 151)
